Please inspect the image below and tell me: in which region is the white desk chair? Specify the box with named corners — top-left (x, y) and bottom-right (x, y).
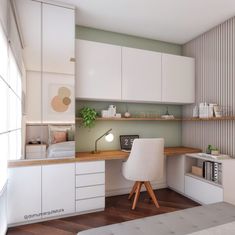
top-left (122, 138), bottom-right (164, 210)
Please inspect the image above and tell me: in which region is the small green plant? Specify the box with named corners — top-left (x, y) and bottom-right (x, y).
top-left (79, 107), bottom-right (97, 128)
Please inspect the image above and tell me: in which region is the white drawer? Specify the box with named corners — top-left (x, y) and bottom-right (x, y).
top-left (76, 197), bottom-right (105, 213)
top-left (76, 161), bottom-right (105, 175)
top-left (185, 175), bottom-right (223, 204)
top-left (76, 185), bottom-right (105, 200)
top-left (26, 151), bottom-right (46, 159)
top-left (26, 145), bottom-right (46, 153)
top-left (76, 173), bottom-right (105, 187)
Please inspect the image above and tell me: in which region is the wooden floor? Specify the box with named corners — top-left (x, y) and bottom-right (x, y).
top-left (7, 188), bottom-right (200, 235)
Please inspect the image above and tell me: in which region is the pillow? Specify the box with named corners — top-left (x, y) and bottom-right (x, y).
top-left (67, 125), bottom-right (75, 141)
top-left (51, 131), bottom-right (67, 144)
top-left (48, 125), bottom-right (72, 145)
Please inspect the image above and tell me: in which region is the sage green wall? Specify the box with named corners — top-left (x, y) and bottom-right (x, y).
top-left (76, 26), bottom-right (182, 55)
top-left (76, 26), bottom-right (182, 152)
top-left (76, 101), bottom-right (182, 152)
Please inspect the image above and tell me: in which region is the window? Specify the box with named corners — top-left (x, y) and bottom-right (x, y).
top-left (0, 22), bottom-right (22, 191)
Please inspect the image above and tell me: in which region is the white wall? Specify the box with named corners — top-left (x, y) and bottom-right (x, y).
top-left (182, 16), bottom-right (235, 156)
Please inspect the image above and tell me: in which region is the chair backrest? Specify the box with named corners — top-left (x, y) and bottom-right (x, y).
top-left (123, 138), bottom-right (164, 181)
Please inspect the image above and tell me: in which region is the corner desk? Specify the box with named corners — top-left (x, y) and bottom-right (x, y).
top-left (7, 146), bottom-right (202, 226)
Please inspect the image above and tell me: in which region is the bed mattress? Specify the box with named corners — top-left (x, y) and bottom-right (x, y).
top-left (78, 202), bottom-right (235, 235)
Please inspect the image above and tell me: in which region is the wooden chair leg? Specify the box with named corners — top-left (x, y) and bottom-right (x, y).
top-left (144, 181), bottom-right (160, 208)
top-left (128, 181), bottom-right (138, 200)
top-left (132, 181), bottom-right (142, 210)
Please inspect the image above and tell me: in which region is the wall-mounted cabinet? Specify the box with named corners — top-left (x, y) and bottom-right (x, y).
top-left (76, 40), bottom-right (195, 104)
top-left (162, 54), bottom-right (195, 103)
top-left (76, 40), bottom-right (122, 100)
top-left (122, 47), bottom-right (162, 102)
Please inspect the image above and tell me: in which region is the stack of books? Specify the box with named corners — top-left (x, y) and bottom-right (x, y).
top-left (203, 161), bottom-right (222, 184)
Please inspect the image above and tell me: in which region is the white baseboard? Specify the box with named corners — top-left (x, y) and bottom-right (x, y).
top-left (106, 182), bottom-right (167, 197)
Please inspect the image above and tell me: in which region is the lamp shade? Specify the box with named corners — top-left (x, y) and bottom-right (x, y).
top-left (105, 133), bottom-right (114, 142)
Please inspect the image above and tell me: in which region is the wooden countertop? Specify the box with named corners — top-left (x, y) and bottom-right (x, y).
top-left (8, 147), bottom-right (201, 167)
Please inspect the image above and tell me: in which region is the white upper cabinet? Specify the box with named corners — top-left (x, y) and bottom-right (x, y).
top-left (42, 163), bottom-right (75, 218)
top-left (76, 40), bottom-right (195, 103)
top-left (15, 0), bottom-right (41, 72)
top-left (76, 40), bottom-right (122, 100)
top-left (162, 54), bottom-right (195, 103)
top-left (42, 4), bottom-right (75, 75)
top-left (122, 47), bottom-right (162, 102)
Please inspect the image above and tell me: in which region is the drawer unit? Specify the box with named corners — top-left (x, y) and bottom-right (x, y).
top-left (75, 160), bottom-right (105, 214)
top-left (76, 161), bottom-right (105, 174)
top-left (76, 173), bottom-right (105, 187)
top-left (26, 144), bottom-right (47, 159)
top-left (185, 175), bottom-right (223, 204)
top-left (76, 197), bottom-right (105, 213)
top-left (76, 185), bottom-right (105, 200)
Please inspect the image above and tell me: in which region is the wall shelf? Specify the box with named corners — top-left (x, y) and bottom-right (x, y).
top-left (76, 117), bottom-right (182, 121)
top-left (183, 116), bottom-right (235, 121)
top-left (76, 116), bottom-right (235, 122)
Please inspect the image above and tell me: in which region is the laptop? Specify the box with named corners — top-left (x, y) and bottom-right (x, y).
top-left (120, 135), bottom-right (139, 152)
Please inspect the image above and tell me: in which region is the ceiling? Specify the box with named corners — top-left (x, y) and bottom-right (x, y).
top-left (63, 0), bottom-right (235, 44)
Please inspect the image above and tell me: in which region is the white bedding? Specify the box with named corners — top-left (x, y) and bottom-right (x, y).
top-left (47, 141), bottom-right (75, 158)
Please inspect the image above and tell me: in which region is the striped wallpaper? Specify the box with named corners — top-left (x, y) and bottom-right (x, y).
top-left (182, 16), bottom-right (235, 157)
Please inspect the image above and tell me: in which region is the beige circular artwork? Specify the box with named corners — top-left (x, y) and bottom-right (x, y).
top-left (58, 87), bottom-right (71, 99)
top-left (51, 86), bottom-right (72, 112)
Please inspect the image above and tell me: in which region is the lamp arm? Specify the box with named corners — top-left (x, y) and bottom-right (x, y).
top-left (94, 128), bottom-right (112, 153)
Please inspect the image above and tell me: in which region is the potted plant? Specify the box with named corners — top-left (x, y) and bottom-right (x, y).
top-left (79, 107), bottom-right (98, 128)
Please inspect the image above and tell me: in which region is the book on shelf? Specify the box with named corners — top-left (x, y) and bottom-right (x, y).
top-left (199, 153), bottom-right (230, 160)
top-left (202, 161), bottom-right (222, 184)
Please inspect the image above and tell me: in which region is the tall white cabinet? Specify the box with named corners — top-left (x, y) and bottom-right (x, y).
top-left (76, 40), bottom-right (122, 100)
top-left (15, 0), bottom-right (75, 123)
top-left (42, 4), bottom-right (75, 74)
top-left (122, 47), bottom-right (162, 102)
top-left (162, 54), bottom-right (195, 103)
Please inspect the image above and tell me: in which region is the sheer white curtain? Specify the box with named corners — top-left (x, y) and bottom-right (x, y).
top-left (0, 17), bottom-right (22, 193)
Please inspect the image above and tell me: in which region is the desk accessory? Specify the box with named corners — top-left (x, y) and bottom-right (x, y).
top-left (120, 135), bottom-right (139, 151)
top-left (92, 128), bottom-right (114, 154)
top-left (161, 106), bottom-right (174, 119)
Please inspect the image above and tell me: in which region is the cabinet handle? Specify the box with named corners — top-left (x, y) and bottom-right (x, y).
top-left (70, 57), bottom-right (76, 62)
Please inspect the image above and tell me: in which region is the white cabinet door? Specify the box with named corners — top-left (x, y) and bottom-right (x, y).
top-left (162, 54), bottom-right (195, 103)
top-left (185, 175), bottom-right (223, 204)
top-left (42, 4), bottom-right (75, 74)
top-left (122, 47), bottom-right (162, 102)
top-left (15, 0), bottom-right (41, 71)
top-left (7, 166), bottom-right (42, 224)
top-left (76, 40), bottom-right (122, 100)
top-left (167, 155), bottom-right (185, 194)
top-left (42, 163), bottom-right (75, 218)
top-left (26, 71), bottom-right (42, 123)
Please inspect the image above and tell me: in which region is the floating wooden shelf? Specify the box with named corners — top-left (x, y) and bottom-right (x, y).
top-left (76, 117), bottom-right (182, 121)
top-left (183, 116), bottom-right (235, 121)
top-left (76, 116), bottom-right (235, 122)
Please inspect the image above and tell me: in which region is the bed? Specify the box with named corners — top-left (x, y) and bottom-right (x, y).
top-left (47, 141), bottom-right (75, 158)
top-left (78, 202), bottom-right (235, 235)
